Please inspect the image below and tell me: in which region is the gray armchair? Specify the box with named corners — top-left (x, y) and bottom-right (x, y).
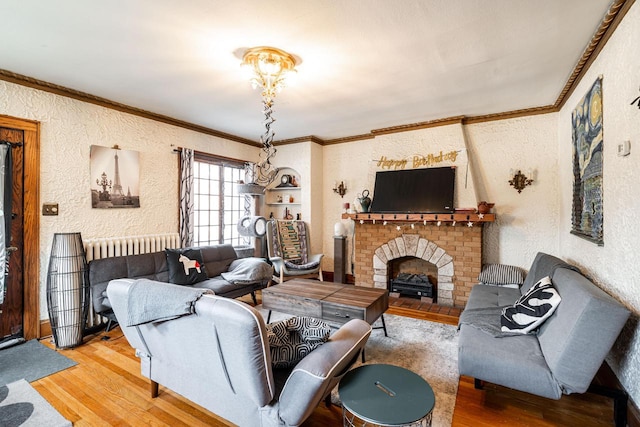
top-left (266, 219), bottom-right (324, 283)
top-left (107, 278), bottom-right (371, 427)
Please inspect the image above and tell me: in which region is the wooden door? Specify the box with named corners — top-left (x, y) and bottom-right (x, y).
top-left (0, 127), bottom-right (24, 340)
top-left (0, 115), bottom-right (39, 341)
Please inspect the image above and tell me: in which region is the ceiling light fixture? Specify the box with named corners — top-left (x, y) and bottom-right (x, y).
top-left (239, 46), bottom-right (297, 194)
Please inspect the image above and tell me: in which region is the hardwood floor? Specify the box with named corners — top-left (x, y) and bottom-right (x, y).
top-left (33, 294), bottom-right (616, 426)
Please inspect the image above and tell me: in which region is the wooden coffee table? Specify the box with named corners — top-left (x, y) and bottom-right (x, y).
top-left (261, 279), bottom-right (389, 334)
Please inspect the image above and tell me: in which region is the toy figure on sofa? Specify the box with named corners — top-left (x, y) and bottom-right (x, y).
top-left (266, 220), bottom-right (324, 283)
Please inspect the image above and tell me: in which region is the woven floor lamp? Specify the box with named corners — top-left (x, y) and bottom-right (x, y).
top-left (46, 232), bottom-right (90, 349)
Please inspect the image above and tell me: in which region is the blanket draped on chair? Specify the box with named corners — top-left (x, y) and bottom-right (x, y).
top-left (270, 220), bottom-right (321, 271)
top-left (126, 279), bottom-right (213, 326)
top-left (270, 221), bottom-right (306, 262)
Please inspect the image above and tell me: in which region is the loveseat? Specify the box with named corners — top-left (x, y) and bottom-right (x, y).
top-left (107, 278), bottom-right (372, 427)
top-left (458, 252), bottom-right (630, 404)
top-left (89, 244), bottom-right (272, 328)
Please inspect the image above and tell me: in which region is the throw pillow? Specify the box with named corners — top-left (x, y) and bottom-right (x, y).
top-left (478, 263), bottom-right (525, 286)
top-left (501, 276), bottom-right (561, 334)
top-left (266, 317), bottom-right (331, 369)
top-left (165, 248), bottom-right (209, 285)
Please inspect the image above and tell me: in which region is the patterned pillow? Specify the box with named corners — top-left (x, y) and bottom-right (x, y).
top-left (266, 317), bottom-right (331, 368)
top-left (501, 276), bottom-right (561, 334)
top-left (165, 248), bottom-right (209, 285)
top-left (478, 263), bottom-right (525, 286)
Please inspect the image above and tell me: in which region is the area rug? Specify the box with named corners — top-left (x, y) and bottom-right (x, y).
top-left (260, 308), bottom-right (459, 427)
top-left (0, 339), bottom-right (77, 387)
top-left (0, 379), bottom-right (71, 427)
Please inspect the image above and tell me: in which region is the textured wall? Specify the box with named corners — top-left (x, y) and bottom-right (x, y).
top-left (556, 1), bottom-right (640, 406)
top-left (322, 124), bottom-right (477, 273)
top-left (464, 114), bottom-right (560, 265)
top-left (0, 80), bottom-right (258, 318)
top-left (322, 117), bottom-right (560, 274)
top-left (263, 141), bottom-right (325, 255)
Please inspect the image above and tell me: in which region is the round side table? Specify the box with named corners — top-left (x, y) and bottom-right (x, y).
top-left (339, 364), bottom-right (435, 427)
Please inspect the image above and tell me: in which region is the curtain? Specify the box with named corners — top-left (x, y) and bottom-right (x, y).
top-left (0, 143), bottom-right (11, 305)
top-left (179, 148), bottom-right (194, 248)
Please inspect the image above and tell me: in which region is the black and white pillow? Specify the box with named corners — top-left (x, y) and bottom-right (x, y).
top-left (165, 248), bottom-right (209, 285)
top-left (479, 263), bottom-right (525, 288)
top-left (266, 317), bottom-right (331, 369)
top-left (501, 276), bottom-right (561, 334)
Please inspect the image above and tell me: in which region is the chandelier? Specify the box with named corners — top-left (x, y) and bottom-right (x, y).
top-left (239, 46), bottom-right (297, 193)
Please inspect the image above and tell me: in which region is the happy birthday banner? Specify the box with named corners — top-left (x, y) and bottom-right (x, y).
top-left (375, 150), bottom-right (460, 170)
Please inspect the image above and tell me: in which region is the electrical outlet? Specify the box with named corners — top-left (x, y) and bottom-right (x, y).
top-left (42, 203), bottom-right (59, 216)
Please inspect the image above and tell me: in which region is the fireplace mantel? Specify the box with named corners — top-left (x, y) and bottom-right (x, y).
top-left (342, 212), bottom-right (495, 223)
top-left (346, 212), bottom-right (492, 307)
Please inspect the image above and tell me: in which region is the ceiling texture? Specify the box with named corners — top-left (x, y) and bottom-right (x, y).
top-left (0, 0), bottom-right (629, 145)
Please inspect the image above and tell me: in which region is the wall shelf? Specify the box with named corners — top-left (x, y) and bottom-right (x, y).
top-left (266, 187), bottom-right (301, 191)
top-left (263, 168), bottom-right (302, 220)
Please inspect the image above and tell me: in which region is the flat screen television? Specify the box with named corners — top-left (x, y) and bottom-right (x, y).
top-left (369, 167), bottom-right (455, 213)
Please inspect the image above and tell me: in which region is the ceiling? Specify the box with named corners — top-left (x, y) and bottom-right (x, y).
top-left (0, 0), bottom-right (616, 143)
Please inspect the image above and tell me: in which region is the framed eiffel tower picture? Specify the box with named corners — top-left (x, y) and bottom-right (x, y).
top-left (90, 145), bottom-right (140, 209)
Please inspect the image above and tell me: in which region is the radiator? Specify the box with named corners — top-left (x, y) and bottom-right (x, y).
top-left (83, 232), bottom-right (181, 328)
top-left (84, 232), bottom-right (181, 261)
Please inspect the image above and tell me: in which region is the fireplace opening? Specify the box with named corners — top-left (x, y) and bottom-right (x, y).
top-left (391, 273), bottom-right (435, 299)
top-left (388, 256), bottom-right (438, 302)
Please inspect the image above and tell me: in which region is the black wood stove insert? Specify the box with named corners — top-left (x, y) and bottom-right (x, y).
top-left (390, 273), bottom-right (435, 300)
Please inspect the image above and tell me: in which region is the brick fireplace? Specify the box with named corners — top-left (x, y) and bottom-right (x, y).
top-left (346, 213), bottom-right (493, 308)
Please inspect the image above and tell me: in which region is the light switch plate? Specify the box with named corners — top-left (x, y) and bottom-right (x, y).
top-left (617, 140), bottom-right (631, 157)
top-left (42, 203), bottom-right (59, 216)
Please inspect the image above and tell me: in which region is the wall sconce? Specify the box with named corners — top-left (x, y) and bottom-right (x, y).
top-left (509, 169), bottom-right (534, 193)
top-left (333, 181), bottom-right (347, 198)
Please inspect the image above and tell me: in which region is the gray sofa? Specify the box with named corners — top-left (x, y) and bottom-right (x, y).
top-left (107, 278), bottom-right (372, 427)
top-left (89, 244), bottom-right (272, 328)
top-left (458, 252), bottom-right (630, 402)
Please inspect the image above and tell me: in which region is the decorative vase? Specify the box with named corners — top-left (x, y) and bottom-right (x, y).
top-left (477, 201), bottom-right (495, 214)
top-left (357, 190), bottom-right (372, 213)
top-left (334, 222), bottom-right (346, 237)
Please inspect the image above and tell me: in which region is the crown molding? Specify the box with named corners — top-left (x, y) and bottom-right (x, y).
top-left (323, 133), bottom-right (376, 145)
top-left (276, 117), bottom-right (467, 147)
top-left (1, 0), bottom-right (633, 148)
top-left (273, 135), bottom-right (326, 146)
top-left (553, 0), bottom-right (634, 110)
top-left (462, 105), bottom-right (557, 125)
top-left (371, 116), bottom-right (465, 136)
top-left (0, 68), bottom-right (260, 147)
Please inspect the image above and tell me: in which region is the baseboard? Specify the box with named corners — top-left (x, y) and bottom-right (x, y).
top-left (595, 362), bottom-right (640, 427)
top-left (40, 319), bottom-right (52, 339)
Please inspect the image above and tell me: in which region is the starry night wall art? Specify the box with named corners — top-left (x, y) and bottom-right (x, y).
top-left (571, 76), bottom-right (604, 245)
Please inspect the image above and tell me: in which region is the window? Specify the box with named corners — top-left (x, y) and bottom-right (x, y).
top-left (193, 153), bottom-right (251, 247)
